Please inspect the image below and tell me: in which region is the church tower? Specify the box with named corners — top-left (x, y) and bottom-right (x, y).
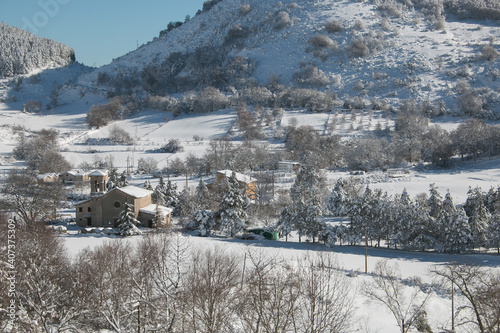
top-left (89, 170), bottom-right (108, 195)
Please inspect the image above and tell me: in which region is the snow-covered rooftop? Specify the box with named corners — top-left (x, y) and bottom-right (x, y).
top-left (139, 204), bottom-right (173, 217)
top-left (218, 169), bottom-right (256, 184)
top-left (117, 185), bottom-right (153, 198)
top-left (89, 170), bottom-right (108, 177)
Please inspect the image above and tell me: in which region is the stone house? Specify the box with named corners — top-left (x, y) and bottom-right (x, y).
top-left (75, 170), bottom-right (172, 228)
top-left (207, 169), bottom-right (257, 200)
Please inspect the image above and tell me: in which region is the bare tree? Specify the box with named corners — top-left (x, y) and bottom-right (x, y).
top-left (296, 253), bottom-right (355, 333)
top-left (14, 222), bottom-right (79, 332)
top-left (74, 241), bottom-right (135, 332)
top-left (1, 171), bottom-right (65, 224)
top-left (363, 260), bottom-right (433, 333)
top-left (432, 262), bottom-right (500, 333)
top-left (183, 247), bottom-right (241, 333)
top-left (237, 248), bottom-right (301, 333)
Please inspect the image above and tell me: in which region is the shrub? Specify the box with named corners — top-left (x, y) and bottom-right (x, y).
top-left (480, 45), bottom-right (499, 61)
top-left (353, 19), bottom-right (365, 31)
top-left (161, 139), bottom-right (184, 153)
top-left (238, 4), bottom-right (251, 16)
top-left (325, 20), bottom-right (344, 33)
top-left (23, 100), bottom-right (42, 113)
top-left (375, 0), bottom-right (405, 18)
top-left (346, 37), bottom-right (370, 58)
top-left (308, 34), bottom-right (336, 49)
top-left (109, 126), bottom-right (133, 144)
top-left (292, 65), bottom-right (330, 87)
top-left (224, 25), bottom-right (251, 48)
top-left (274, 11), bottom-right (292, 30)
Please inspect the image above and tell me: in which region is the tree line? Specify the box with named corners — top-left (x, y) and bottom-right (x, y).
top-left (326, 178), bottom-right (500, 253)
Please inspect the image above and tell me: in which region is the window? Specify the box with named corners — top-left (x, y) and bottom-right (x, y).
top-left (114, 201), bottom-right (121, 208)
top-left (79, 207), bottom-right (82, 213)
top-left (87, 207), bottom-right (91, 212)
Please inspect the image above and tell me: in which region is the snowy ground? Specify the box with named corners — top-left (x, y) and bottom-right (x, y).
top-left (56, 226), bottom-right (500, 333)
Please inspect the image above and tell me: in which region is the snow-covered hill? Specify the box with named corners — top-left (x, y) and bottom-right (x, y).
top-left (0, 22), bottom-right (75, 78)
top-left (79, 0), bottom-right (500, 116)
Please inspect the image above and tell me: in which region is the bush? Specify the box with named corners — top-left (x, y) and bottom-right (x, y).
top-left (137, 157), bottom-right (158, 174)
top-left (224, 25), bottom-right (251, 48)
top-left (23, 100), bottom-right (42, 113)
top-left (325, 20), bottom-right (344, 33)
top-left (161, 139), bottom-right (184, 153)
top-left (109, 126), bottom-right (133, 144)
top-left (292, 65), bottom-right (330, 87)
top-left (238, 4), bottom-right (251, 16)
top-left (86, 97), bottom-right (127, 128)
top-left (308, 34), bottom-right (336, 49)
top-left (274, 11), bottom-right (292, 30)
top-left (480, 45), bottom-right (499, 61)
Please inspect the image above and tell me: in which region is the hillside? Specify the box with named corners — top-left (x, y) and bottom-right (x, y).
top-left (79, 0), bottom-right (500, 118)
top-left (0, 22), bottom-right (75, 78)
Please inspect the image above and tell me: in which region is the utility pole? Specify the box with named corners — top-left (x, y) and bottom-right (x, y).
top-left (451, 279), bottom-right (455, 332)
top-left (364, 225), bottom-right (368, 274)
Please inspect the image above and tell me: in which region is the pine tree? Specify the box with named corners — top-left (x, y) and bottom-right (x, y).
top-left (177, 188), bottom-right (195, 217)
top-left (275, 205), bottom-right (295, 241)
top-left (195, 179), bottom-right (211, 210)
top-left (326, 178), bottom-right (360, 217)
top-left (144, 180), bottom-right (153, 191)
top-left (153, 176), bottom-right (168, 206)
top-left (117, 203), bottom-right (142, 236)
top-left (438, 192), bottom-right (472, 253)
top-left (289, 166), bottom-right (327, 242)
top-left (189, 209), bottom-right (216, 236)
top-left (218, 172), bottom-right (247, 237)
top-left (487, 214), bottom-right (500, 253)
top-left (107, 168), bottom-right (120, 190)
top-left (464, 186), bottom-right (491, 248)
top-left (164, 180), bottom-right (179, 209)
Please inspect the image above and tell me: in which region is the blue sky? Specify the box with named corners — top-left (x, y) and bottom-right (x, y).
top-left (0, 0), bottom-right (206, 67)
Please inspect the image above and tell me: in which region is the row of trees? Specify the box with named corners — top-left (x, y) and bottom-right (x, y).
top-left (1, 216), bottom-right (499, 333)
top-left (285, 115), bottom-right (500, 170)
top-left (326, 179), bottom-right (500, 253)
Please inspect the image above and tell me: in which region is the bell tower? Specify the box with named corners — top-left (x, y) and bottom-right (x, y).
top-left (89, 170), bottom-right (108, 195)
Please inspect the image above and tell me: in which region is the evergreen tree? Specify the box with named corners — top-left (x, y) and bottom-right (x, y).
top-left (438, 192), bottom-right (472, 253)
top-left (118, 171), bottom-right (129, 187)
top-left (189, 209), bottom-right (216, 236)
top-left (326, 177), bottom-right (361, 217)
top-left (485, 186), bottom-right (500, 214)
top-left (164, 180), bottom-right (179, 209)
top-left (464, 186), bottom-right (491, 248)
top-left (487, 214), bottom-right (500, 253)
top-left (117, 203), bottom-right (142, 236)
top-left (153, 176), bottom-right (168, 206)
top-left (151, 204), bottom-right (163, 228)
top-left (289, 166), bottom-right (327, 242)
top-left (195, 179), bottom-right (211, 210)
top-left (218, 172), bottom-right (247, 237)
top-left (275, 205), bottom-right (295, 241)
top-left (107, 168), bottom-right (119, 190)
top-left (144, 180), bottom-right (153, 191)
top-left (177, 188), bottom-right (195, 217)
top-left (427, 183), bottom-right (443, 219)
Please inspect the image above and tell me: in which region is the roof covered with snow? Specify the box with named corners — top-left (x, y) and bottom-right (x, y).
top-left (139, 204), bottom-right (173, 217)
top-left (117, 185), bottom-right (153, 198)
top-left (217, 170), bottom-right (256, 184)
top-left (64, 169), bottom-right (86, 176)
top-left (89, 170), bottom-right (108, 176)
